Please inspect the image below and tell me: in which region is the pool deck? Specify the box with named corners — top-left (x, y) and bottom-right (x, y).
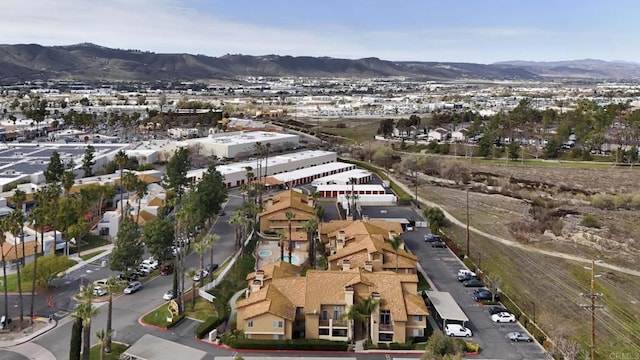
top-left (255, 239), bottom-right (308, 267)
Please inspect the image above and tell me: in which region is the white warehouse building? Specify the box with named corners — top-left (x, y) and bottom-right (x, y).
top-left (187, 150), bottom-right (337, 188)
top-left (310, 169), bottom-right (373, 186)
top-left (185, 131), bottom-right (299, 159)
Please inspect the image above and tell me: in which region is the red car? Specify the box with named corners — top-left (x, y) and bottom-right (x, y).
top-left (160, 263), bottom-right (174, 276)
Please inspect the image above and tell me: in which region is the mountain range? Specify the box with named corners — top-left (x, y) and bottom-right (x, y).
top-left (1, 43), bottom-right (639, 83)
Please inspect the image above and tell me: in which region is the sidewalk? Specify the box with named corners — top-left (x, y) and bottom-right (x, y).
top-left (65, 244), bottom-right (115, 274)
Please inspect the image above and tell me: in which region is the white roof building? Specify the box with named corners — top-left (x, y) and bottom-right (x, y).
top-left (184, 131), bottom-right (299, 159)
top-left (311, 169), bottom-right (373, 186)
top-left (270, 162), bottom-right (355, 186)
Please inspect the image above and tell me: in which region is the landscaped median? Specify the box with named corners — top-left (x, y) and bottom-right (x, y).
top-left (140, 302), bottom-right (185, 330)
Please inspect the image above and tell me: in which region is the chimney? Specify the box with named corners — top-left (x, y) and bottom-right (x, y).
top-left (255, 270), bottom-right (265, 282)
top-left (389, 230), bottom-right (397, 239)
top-left (337, 238), bottom-right (345, 251)
top-left (308, 198), bottom-right (314, 208)
top-left (362, 215), bottom-right (369, 222)
top-left (342, 259), bottom-right (351, 271)
top-left (344, 285), bottom-right (354, 307)
top-left (250, 280), bottom-right (262, 293)
top-left (266, 197), bottom-right (273, 208)
top-left (364, 260), bottom-right (373, 272)
top-left (338, 230), bottom-right (345, 241)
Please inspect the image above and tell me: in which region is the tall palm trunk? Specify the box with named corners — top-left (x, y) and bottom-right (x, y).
top-left (209, 246), bottom-right (214, 281)
top-left (106, 293), bottom-right (113, 353)
top-left (13, 244), bottom-right (23, 327)
top-left (82, 319), bottom-right (91, 360)
top-left (2, 251), bottom-right (7, 321)
top-left (30, 242), bottom-right (38, 321)
top-left (287, 222), bottom-right (293, 263)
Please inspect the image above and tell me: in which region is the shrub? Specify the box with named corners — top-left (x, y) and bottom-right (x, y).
top-left (227, 338), bottom-right (348, 351)
top-left (377, 343), bottom-right (389, 349)
top-left (580, 214), bottom-right (600, 228)
top-left (590, 193), bottom-right (615, 209)
top-left (389, 342), bottom-right (412, 350)
top-left (464, 341), bottom-right (480, 353)
top-left (166, 314), bottom-right (185, 329)
top-left (195, 316), bottom-right (226, 338)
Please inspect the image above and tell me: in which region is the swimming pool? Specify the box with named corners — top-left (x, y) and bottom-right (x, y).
top-left (275, 255), bottom-right (299, 264)
top-left (258, 250), bottom-right (272, 257)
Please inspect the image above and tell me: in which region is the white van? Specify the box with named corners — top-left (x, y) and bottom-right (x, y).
top-left (93, 286), bottom-right (108, 297)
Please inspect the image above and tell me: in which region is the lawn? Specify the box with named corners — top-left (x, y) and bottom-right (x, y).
top-left (89, 342), bottom-right (128, 360)
top-left (2, 257), bottom-right (77, 292)
top-left (71, 235), bottom-right (110, 256)
top-left (184, 294), bottom-right (218, 321)
top-left (315, 119), bottom-right (380, 144)
top-left (80, 250), bottom-right (105, 261)
top-left (141, 303), bottom-right (173, 327)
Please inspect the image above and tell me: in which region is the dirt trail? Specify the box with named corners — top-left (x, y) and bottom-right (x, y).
top-left (388, 174), bottom-right (640, 277)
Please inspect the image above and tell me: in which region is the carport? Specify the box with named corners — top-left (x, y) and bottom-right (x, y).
top-left (426, 290), bottom-right (469, 328)
top-left (121, 334), bottom-right (206, 360)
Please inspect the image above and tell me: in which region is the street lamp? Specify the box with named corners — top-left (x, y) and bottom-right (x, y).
top-left (466, 186), bottom-right (470, 258)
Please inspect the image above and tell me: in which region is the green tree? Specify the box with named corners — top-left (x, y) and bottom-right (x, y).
top-left (44, 150), bottom-right (65, 183)
top-left (61, 170), bottom-right (76, 197)
top-left (386, 235), bottom-right (404, 273)
top-left (142, 216), bottom-right (175, 261)
top-left (82, 145), bottom-right (96, 177)
top-left (423, 207), bottom-right (447, 234)
top-left (422, 330), bottom-right (465, 359)
top-left (544, 137), bottom-right (561, 159)
top-left (96, 328), bottom-right (113, 360)
top-left (507, 141), bottom-right (521, 161)
top-left (20, 254), bottom-right (73, 286)
top-left (109, 216), bottom-right (143, 275)
top-left (303, 218), bottom-right (318, 268)
top-left (78, 285), bottom-right (99, 360)
top-left (358, 293), bottom-right (383, 343)
top-left (163, 147), bottom-right (191, 198)
top-left (134, 179), bottom-right (148, 224)
top-left (228, 209), bottom-right (247, 251)
top-left (69, 316), bottom-right (83, 360)
top-left (341, 299), bottom-right (365, 346)
top-left (0, 217), bottom-right (10, 320)
top-left (194, 241), bottom-right (207, 287)
top-left (285, 210), bottom-right (295, 263)
top-left (195, 163), bottom-right (228, 218)
top-left (203, 234), bottom-right (219, 281)
top-left (377, 118), bottom-right (395, 137)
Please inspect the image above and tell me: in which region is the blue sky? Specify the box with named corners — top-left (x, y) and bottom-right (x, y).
top-left (1, 0), bottom-right (637, 64)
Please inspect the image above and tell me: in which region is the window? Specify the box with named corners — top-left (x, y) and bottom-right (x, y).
top-left (320, 310), bottom-right (328, 321)
top-left (273, 320), bottom-right (283, 328)
top-left (333, 306), bottom-right (344, 320)
top-left (319, 328), bottom-right (330, 336)
top-left (272, 334), bottom-right (283, 340)
top-left (296, 307), bottom-right (304, 314)
top-left (247, 320), bottom-right (253, 327)
top-left (413, 328), bottom-right (424, 337)
top-left (380, 310), bottom-right (391, 325)
top-left (413, 315), bottom-right (423, 322)
top-left (379, 333), bottom-right (394, 342)
top-left (332, 328), bottom-right (347, 337)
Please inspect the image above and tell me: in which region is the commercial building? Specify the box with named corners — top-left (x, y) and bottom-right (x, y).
top-left (310, 169), bottom-right (373, 186)
top-left (185, 131), bottom-right (299, 159)
top-left (315, 184), bottom-right (387, 198)
top-left (269, 162), bottom-right (356, 187)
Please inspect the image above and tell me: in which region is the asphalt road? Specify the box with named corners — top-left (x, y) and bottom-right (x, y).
top-left (403, 227), bottom-right (549, 360)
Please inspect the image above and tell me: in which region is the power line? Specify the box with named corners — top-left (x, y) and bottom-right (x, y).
top-left (579, 260), bottom-right (604, 360)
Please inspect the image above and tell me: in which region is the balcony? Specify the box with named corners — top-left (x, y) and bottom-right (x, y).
top-left (318, 319), bottom-right (348, 328)
top-left (379, 323), bottom-right (394, 332)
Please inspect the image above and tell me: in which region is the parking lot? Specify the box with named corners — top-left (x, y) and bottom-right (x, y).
top-left (403, 227), bottom-right (549, 359)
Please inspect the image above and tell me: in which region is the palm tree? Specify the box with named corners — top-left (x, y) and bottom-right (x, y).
top-left (277, 230), bottom-right (286, 262)
top-left (386, 235), bottom-right (404, 273)
top-left (228, 210), bottom-right (245, 251)
top-left (114, 150), bottom-right (129, 220)
top-left (0, 218), bottom-right (9, 323)
top-left (12, 190), bottom-right (27, 266)
top-left (121, 172), bottom-right (138, 217)
top-left (79, 284), bottom-right (98, 360)
top-left (359, 293), bottom-right (383, 343)
top-left (186, 268), bottom-right (197, 311)
top-left (104, 277), bottom-right (119, 353)
top-left (194, 241), bottom-right (207, 287)
top-left (61, 170), bottom-right (76, 198)
top-left (262, 143), bottom-right (271, 207)
top-left (134, 179), bottom-right (148, 224)
top-left (341, 301), bottom-right (365, 347)
top-left (203, 234), bottom-right (219, 281)
top-left (302, 219), bottom-right (318, 268)
top-left (7, 209), bottom-right (24, 327)
top-left (95, 328), bottom-right (113, 360)
top-left (285, 210), bottom-right (295, 263)
top-left (349, 177), bottom-right (357, 217)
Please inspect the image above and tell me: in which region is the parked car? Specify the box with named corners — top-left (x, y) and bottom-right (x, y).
top-left (462, 278), bottom-right (485, 287)
top-left (93, 286), bottom-right (108, 297)
top-left (93, 278), bottom-right (108, 287)
top-left (487, 305), bottom-right (508, 315)
top-left (431, 241), bottom-right (447, 248)
top-left (507, 331), bottom-right (533, 342)
top-left (472, 289), bottom-right (494, 301)
top-left (457, 273), bottom-right (477, 282)
top-left (123, 281), bottom-right (142, 294)
top-left (142, 258), bottom-right (159, 270)
top-left (424, 233), bottom-right (441, 242)
top-left (457, 269), bottom-right (476, 278)
top-left (117, 273), bottom-right (139, 282)
top-left (193, 270), bottom-right (210, 281)
top-left (491, 312), bottom-right (516, 323)
top-left (160, 264), bottom-right (174, 276)
top-left (207, 263), bottom-right (219, 272)
top-left (163, 289), bottom-right (176, 301)
top-left (444, 324), bottom-right (472, 337)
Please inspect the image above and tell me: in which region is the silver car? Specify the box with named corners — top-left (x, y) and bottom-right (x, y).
top-left (507, 331), bottom-right (533, 342)
top-left (123, 281), bottom-right (142, 294)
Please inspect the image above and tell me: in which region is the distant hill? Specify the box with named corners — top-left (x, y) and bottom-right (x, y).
top-left (494, 59), bottom-right (640, 80)
top-left (0, 43), bottom-right (638, 82)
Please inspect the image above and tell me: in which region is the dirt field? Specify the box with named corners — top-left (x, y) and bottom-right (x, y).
top-left (408, 160), bottom-right (640, 356)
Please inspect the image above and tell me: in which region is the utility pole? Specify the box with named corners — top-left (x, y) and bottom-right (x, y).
top-left (580, 260), bottom-right (604, 360)
top-left (466, 186), bottom-right (470, 258)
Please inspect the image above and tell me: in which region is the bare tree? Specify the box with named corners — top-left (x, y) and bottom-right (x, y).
top-left (482, 273), bottom-right (502, 302)
top-left (553, 337), bottom-right (581, 360)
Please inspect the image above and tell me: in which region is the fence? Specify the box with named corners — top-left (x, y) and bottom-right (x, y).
top-left (198, 229), bottom-right (255, 302)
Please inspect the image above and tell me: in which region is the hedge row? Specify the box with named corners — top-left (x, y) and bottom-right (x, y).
top-left (226, 338), bottom-right (348, 351)
top-left (388, 342), bottom-right (413, 350)
top-left (166, 314), bottom-right (185, 329)
top-left (195, 315), bottom-right (227, 338)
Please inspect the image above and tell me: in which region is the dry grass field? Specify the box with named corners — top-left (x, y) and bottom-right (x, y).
top-left (410, 160), bottom-right (640, 356)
